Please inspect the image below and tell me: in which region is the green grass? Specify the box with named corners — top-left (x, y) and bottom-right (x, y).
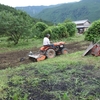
top-left (0, 37), bottom-right (42, 53)
top-left (0, 35), bottom-right (100, 100)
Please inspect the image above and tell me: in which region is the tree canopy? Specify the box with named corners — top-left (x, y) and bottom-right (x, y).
top-left (0, 10), bottom-right (33, 44)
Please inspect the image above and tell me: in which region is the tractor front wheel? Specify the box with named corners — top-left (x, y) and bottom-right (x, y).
top-left (61, 48), bottom-right (68, 54)
top-left (46, 49), bottom-right (56, 58)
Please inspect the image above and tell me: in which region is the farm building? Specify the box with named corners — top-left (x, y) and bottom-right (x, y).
top-left (74, 19), bottom-right (91, 34)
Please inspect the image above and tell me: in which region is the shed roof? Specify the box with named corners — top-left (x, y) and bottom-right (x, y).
top-left (73, 19), bottom-right (90, 25)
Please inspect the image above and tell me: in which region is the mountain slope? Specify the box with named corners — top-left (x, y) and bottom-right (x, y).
top-left (0, 3), bottom-right (18, 13)
top-left (16, 4), bottom-right (62, 17)
top-left (34, 0), bottom-right (100, 23)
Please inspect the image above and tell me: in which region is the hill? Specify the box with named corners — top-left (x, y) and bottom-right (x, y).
top-left (16, 0), bottom-right (100, 23)
top-left (0, 4), bottom-right (35, 22)
top-left (0, 3), bottom-right (18, 14)
top-left (35, 0), bottom-right (100, 23)
top-left (0, 3), bottom-right (53, 31)
top-left (15, 4), bottom-right (62, 17)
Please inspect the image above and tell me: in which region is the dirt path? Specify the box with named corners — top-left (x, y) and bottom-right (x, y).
top-left (0, 41), bottom-right (90, 69)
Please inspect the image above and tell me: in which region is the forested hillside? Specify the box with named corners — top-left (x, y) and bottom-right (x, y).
top-left (0, 4), bottom-right (52, 25)
top-left (0, 4), bottom-right (18, 14)
top-left (16, 4), bottom-right (62, 17)
top-left (0, 4), bottom-right (41, 25)
top-left (34, 0), bottom-right (100, 23)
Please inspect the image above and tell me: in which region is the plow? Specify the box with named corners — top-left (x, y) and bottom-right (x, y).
top-left (83, 40), bottom-right (100, 56)
top-left (28, 41), bottom-right (68, 62)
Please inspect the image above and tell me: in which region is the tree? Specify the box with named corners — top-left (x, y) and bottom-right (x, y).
top-left (0, 10), bottom-right (33, 45)
top-left (42, 28), bottom-right (52, 38)
top-left (63, 22), bottom-right (77, 37)
top-left (85, 20), bottom-right (100, 43)
top-left (57, 24), bottom-right (69, 38)
top-left (34, 22), bottom-right (48, 38)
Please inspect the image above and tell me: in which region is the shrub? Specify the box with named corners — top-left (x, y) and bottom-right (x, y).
top-left (85, 20), bottom-right (100, 43)
top-left (42, 25), bottom-right (69, 40)
top-left (34, 22), bottom-right (48, 38)
top-left (64, 22), bottom-right (77, 37)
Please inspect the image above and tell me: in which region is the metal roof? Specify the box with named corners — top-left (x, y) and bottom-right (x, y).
top-left (73, 19), bottom-right (90, 24)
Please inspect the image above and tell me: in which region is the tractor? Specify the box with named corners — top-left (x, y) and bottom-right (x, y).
top-left (29, 41), bottom-right (68, 62)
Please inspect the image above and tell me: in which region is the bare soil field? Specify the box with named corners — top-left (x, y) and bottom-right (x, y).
top-left (0, 41), bottom-right (90, 69)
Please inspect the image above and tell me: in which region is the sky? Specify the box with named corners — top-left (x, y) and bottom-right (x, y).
top-left (0, 0), bottom-right (80, 7)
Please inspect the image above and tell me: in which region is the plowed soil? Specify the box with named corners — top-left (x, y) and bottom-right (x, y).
top-left (0, 41), bottom-right (90, 69)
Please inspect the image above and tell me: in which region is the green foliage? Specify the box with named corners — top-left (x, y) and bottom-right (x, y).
top-left (0, 10), bottom-right (33, 45)
top-left (33, 22), bottom-right (69, 39)
top-left (57, 24), bottom-right (69, 37)
top-left (85, 20), bottom-right (100, 43)
top-left (12, 93), bottom-right (28, 100)
top-left (0, 37), bottom-right (42, 53)
top-left (47, 24), bottom-right (69, 39)
top-left (34, 22), bottom-right (48, 38)
top-left (63, 21), bottom-right (77, 37)
top-left (41, 21), bottom-right (75, 40)
top-left (0, 4), bottom-right (18, 14)
top-left (50, 26), bottom-right (60, 39)
top-left (35, 22), bottom-right (48, 32)
top-left (62, 93), bottom-right (70, 100)
top-left (42, 28), bottom-right (52, 38)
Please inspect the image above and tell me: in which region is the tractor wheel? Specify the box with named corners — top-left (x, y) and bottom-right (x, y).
top-left (46, 49), bottom-right (56, 58)
top-left (61, 48), bottom-right (68, 54)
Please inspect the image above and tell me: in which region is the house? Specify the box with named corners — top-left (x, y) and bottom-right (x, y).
top-left (73, 19), bottom-right (91, 34)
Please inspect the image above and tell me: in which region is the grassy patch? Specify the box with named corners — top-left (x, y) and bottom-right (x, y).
top-left (0, 51), bottom-right (100, 99)
top-left (0, 37), bottom-right (42, 53)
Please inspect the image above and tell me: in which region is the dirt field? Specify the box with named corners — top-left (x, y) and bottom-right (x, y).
top-left (0, 41), bottom-right (90, 69)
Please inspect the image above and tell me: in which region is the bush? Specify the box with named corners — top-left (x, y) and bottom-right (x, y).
top-left (85, 20), bottom-right (100, 43)
top-left (34, 22), bottom-right (48, 38)
top-left (64, 22), bottom-right (77, 37)
top-left (42, 28), bottom-right (52, 38)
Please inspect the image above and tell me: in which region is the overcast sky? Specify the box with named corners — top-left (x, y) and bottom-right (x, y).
top-left (0, 0), bottom-right (80, 7)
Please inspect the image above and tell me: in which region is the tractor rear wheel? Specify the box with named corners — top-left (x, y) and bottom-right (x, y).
top-left (61, 48), bottom-right (68, 54)
top-left (46, 49), bottom-right (56, 58)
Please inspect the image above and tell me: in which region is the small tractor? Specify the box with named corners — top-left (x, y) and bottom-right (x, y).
top-left (28, 41), bottom-right (68, 62)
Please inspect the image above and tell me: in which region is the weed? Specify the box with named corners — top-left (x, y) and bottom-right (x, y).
top-left (62, 93), bottom-right (70, 100)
